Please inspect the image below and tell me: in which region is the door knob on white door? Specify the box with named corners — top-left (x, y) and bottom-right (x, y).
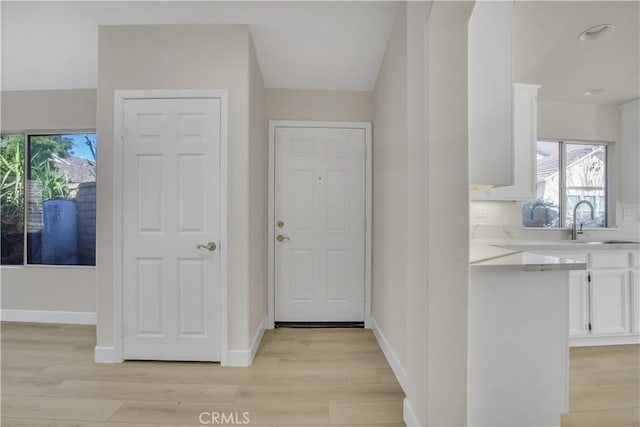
top-left (197, 242), bottom-right (217, 251)
top-left (276, 235), bottom-right (290, 242)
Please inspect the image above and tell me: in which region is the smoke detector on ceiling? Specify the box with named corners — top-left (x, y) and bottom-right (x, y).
top-left (579, 24), bottom-right (615, 41)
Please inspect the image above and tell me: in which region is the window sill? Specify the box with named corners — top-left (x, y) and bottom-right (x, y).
top-left (0, 264), bottom-right (96, 269)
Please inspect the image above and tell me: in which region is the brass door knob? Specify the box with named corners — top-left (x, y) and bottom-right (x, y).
top-left (197, 242), bottom-right (217, 252)
top-left (276, 235), bottom-right (290, 242)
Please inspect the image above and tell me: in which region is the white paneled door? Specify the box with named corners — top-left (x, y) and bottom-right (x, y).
top-left (274, 127), bottom-right (366, 322)
top-left (122, 97), bottom-right (222, 361)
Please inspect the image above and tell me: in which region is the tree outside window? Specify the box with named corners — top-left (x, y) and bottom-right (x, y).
top-left (522, 140), bottom-right (608, 229)
top-left (0, 133), bottom-right (97, 266)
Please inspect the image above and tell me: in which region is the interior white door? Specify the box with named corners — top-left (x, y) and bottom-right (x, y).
top-left (122, 97), bottom-right (221, 361)
top-left (274, 127), bottom-right (366, 322)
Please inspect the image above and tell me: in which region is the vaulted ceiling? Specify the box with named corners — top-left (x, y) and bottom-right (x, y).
top-left (2, 1), bottom-right (638, 105)
top-left (1, 1), bottom-right (397, 92)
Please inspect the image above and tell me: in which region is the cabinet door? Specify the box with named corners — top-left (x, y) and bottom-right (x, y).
top-left (471, 83), bottom-right (540, 201)
top-left (569, 270), bottom-right (589, 337)
top-left (631, 270), bottom-right (640, 334)
top-left (590, 271), bottom-right (631, 336)
top-left (468, 0), bottom-right (513, 188)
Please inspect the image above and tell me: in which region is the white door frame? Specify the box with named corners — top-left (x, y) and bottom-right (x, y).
top-left (112, 90), bottom-right (229, 363)
top-left (267, 120), bottom-right (372, 329)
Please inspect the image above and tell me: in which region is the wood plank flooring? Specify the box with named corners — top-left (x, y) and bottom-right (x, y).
top-left (2, 323), bottom-right (638, 426)
top-left (562, 345), bottom-right (640, 426)
top-left (1, 323), bottom-right (404, 426)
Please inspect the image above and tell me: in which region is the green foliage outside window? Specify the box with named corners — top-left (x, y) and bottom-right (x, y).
top-left (1, 134), bottom-right (76, 264)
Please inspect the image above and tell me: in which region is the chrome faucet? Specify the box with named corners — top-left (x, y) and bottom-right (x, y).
top-left (571, 200), bottom-right (595, 240)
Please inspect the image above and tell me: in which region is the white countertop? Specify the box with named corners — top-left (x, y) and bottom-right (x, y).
top-left (495, 239), bottom-right (639, 252)
top-left (470, 241), bottom-right (588, 271)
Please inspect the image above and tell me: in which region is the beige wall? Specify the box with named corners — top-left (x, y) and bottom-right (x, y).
top-left (1, 89), bottom-right (97, 314)
top-left (248, 36), bottom-right (267, 340)
top-left (424, 2), bottom-right (473, 423)
top-left (537, 100), bottom-right (621, 142)
top-left (265, 88), bottom-right (373, 122)
top-left (372, 1), bottom-right (409, 379)
top-left (372, 3), bottom-right (472, 424)
top-left (96, 24), bottom-right (261, 356)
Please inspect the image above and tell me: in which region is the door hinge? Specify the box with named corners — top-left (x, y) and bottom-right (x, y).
top-left (588, 323), bottom-right (592, 332)
top-left (587, 273), bottom-right (591, 283)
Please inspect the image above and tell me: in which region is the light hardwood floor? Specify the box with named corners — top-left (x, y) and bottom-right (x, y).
top-left (562, 344), bottom-right (640, 427)
top-left (1, 323), bottom-right (404, 426)
top-left (2, 323), bottom-right (639, 426)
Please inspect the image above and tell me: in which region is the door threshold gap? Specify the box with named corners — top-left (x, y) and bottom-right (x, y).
top-left (275, 321), bottom-right (364, 329)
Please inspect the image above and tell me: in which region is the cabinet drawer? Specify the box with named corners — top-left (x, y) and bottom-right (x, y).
top-left (543, 251), bottom-right (587, 263)
top-left (588, 252), bottom-right (629, 269)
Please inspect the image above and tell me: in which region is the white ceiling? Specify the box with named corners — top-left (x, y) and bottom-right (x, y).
top-left (0, 1), bottom-right (398, 92)
top-left (514, 1), bottom-right (639, 106)
top-left (2, 1), bottom-right (638, 105)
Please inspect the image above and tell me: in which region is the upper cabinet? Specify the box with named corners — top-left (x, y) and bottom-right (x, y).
top-left (468, 0), bottom-right (514, 188)
top-left (619, 99), bottom-right (639, 204)
top-left (472, 83), bottom-right (541, 201)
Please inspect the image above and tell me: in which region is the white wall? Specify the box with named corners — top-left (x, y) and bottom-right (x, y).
top-left (1, 89), bottom-right (97, 317)
top-left (470, 99), bottom-right (640, 241)
top-left (248, 36), bottom-right (267, 341)
top-left (96, 24), bottom-right (263, 359)
top-left (265, 89), bottom-right (373, 122)
top-left (424, 2), bottom-right (473, 424)
top-left (619, 99), bottom-right (640, 205)
top-left (371, 2), bottom-right (472, 425)
top-left (372, 1), bottom-right (409, 381)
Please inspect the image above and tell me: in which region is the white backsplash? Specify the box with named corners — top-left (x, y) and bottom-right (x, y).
top-left (470, 201), bottom-right (640, 241)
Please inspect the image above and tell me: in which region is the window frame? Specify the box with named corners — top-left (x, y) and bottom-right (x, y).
top-left (529, 138), bottom-right (615, 230)
top-left (0, 129), bottom-right (97, 269)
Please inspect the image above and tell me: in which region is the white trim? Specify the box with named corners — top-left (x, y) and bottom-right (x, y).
top-left (225, 317), bottom-right (267, 367)
top-left (403, 397), bottom-right (422, 427)
top-left (371, 317), bottom-right (407, 392)
top-left (250, 317), bottom-right (267, 362)
top-left (225, 350), bottom-right (252, 367)
top-left (267, 120), bottom-right (373, 328)
top-left (94, 346), bottom-right (121, 363)
top-left (570, 335), bottom-right (640, 347)
top-left (1, 309), bottom-right (96, 325)
top-left (109, 89), bottom-right (229, 364)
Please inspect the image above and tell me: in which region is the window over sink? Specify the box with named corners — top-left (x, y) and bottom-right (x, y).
top-left (522, 139), bottom-right (609, 229)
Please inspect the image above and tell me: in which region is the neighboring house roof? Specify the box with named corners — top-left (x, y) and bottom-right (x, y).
top-left (537, 146), bottom-right (603, 182)
top-left (51, 154), bottom-right (96, 184)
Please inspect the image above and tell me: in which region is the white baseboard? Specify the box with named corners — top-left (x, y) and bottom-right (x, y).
top-left (1, 309), bottom-right (96, 325)
top-left (224, 317), bottom-right (266, 367)
top-left (250, 317), bottom-right (267, 361)
top-left (570, 334), bottom-right (640, 347)
top-left (403, 397), bottom-right (422, 427)
top-left (371, 316), bottom-right (407, 391)
top-left (94, 346), bottom-right (123, 363)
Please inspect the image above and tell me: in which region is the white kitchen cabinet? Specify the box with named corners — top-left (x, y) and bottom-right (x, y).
top-left (468, 0), bottom-right (514, 188)
top-left (569, 270), bottom-right (589, 337)
top-left (563, 249), bottom-right (639, 346)
top-left (589, 270), bottom-right (630, 336)
top-left (631, 270), bottom-right (640, 333)
top-left (471, 83), bottom-right (540, 200)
